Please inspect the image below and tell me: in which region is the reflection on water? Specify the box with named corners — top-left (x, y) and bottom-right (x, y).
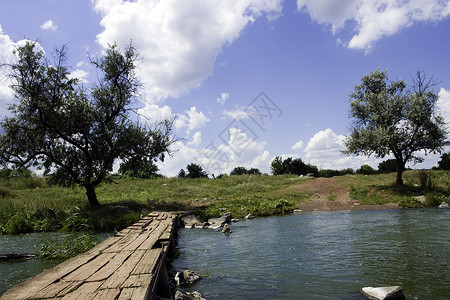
top-left (173, 208), bottom-right (450, 300)
top-left (0, 232), bottom-right (110, 295)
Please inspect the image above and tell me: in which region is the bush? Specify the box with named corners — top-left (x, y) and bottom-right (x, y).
top-left (38, 232), bottom-right (100, 259)
top-left (357, 165), bottom-right (377, 175)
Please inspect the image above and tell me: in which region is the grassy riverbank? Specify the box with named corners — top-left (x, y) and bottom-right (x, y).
top-left (1, 170), bottom-right (449, 234)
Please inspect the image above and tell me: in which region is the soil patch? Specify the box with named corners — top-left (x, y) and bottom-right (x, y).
top-left (288, 177), bottom-right (400, 212)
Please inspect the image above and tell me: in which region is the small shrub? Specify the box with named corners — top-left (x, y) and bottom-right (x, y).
top-left (38, 232), bottom-right (99, 259)
top-left (5, 213), bottom-right (33, 234)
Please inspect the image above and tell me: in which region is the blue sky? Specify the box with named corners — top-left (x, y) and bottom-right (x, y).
top-left (1, 0), bottom-right (450, 176)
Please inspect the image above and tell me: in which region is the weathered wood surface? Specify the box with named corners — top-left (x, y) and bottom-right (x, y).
top-left (1, 212), bottom-right (178, 300)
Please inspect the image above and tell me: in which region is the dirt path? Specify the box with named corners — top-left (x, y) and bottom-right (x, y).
top-left (288, 177), bottom-right (400, 212)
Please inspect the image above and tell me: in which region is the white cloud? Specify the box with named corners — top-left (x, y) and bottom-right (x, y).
top-left (291, 140), bottom-right (304, 150)
top-left (437, 88), bottom-right (450, 132)
top-left (174, 106), bottom-right (210, 133)
top-left (297, 0), bottom-right (450, 51)
top-left (217, 92), bottom-right (229, 105)
top-left (93, 0), bottom-right (283, 102)
top-left (0, 27), bottom-right (16, 115)
top-left (68, 69), bottom-right (89, 83)
top-left (198, 127), bottom-right (271, 175)
top-left (303, 128), bottom-right (382, 170)
top-left (156, 140), bottom-right (199, 177)
top-left (40, 20), bottom-right (57, 31)
top-left (138, 103), bottom-right (175, 125)
top-left (188, 131), bottom-right (202, 146)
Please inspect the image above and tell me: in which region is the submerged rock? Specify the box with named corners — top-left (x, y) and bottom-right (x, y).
top-left (175, 270), bottom-right (202, 287)
top-left (181, 215), bottom-right (203, 229)
top-left (438, 201), bottom-right (449, 208)
top-left (175, 290), bottom-right (205, 300)
top-left (361, 286), bottom-right (405, 300)
top-left (245, 213), bottom-right (255, 219)
top-left (208, 212), bottom-right (233, 229)
top-left (222, 223), bottom-right (232, 233)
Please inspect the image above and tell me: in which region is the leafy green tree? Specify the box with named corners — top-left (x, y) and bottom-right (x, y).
top-left (118, 158), bottom-right (160, 179)
top-left (230, 166), bottom-right (261, 175)
top-left (344, 70), bottom-right (448, 185)
top-left (186, 163), bottom-right (208, 178)
top-left (270, 156), bottom-right (284, 175)
top-left (271, 156), bottom-right (318, 176)
top-left (178, 169), bottom-right (186, 178)
top-left (437, 153), bottom-right (450, 170)
top-left (378, 159), bottom-right (398, 173)
top-left (0, 41), bottom-right (173, 208)
top-left (357, 164), bottom-right (377, 175)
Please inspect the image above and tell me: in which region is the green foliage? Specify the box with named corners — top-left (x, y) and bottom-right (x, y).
top-left (0, 41), bottom-right (174, 208)
top-left (344, 70), bottom-right (448, 185)
top-left (318, 168), bottom-right (354, 178)
top-left (38, 232), bottom-right (100, 259)
top-left (185, 163), bottom-right (208, 178)
top-left (357, 164), bottom-right (377, 175)
top-left (270, 156), bottom-right (318, 176)
top-left (230, 166), bottom-right (261, 175)
top-left (437, 153), bottom-right (450, 170)
top-left (119, 157), bottom-right (160, 179)
top-left (378, 159), bottom-right (398, 173)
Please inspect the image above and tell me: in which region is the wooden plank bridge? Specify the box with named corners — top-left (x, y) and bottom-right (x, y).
top-left (1, 212), bottom-right (178, 300)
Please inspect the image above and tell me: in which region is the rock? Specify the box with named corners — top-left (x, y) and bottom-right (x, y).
top-left (222, 223), bottom-right (232, 233)
top-left (175, 290), bottom-right (206, 300)
top-left (194, 222), bottom-right (209, 229)
top-left (231, 218), bottom-right (240, 222)
top-left (181, 215), bottom-right (203, 229)
top-left (293, 209), bottom-right (303, 213)
top-left (413, 195), bottom-right (427, 204)
top-left (439, 201), bottom-right (449, 208)
top-left (361, 286), bottom-right (405, 300)
top-left (207, 212), bottom-right (233, 229)
top-left (245, 213), bottom-right (255, 219)
top-left (175, 270), bottom-right (202, 287)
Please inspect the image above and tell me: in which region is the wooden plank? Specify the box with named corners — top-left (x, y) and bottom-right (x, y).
top-left (118, 287), bottom-right (149, 300)
top-left (33, 281), bottom-right (82, 299)
top-left (121, 274), bottom-right (153, 288)
top-left (132, 249), bottom-right (163, 275)
top-left (102, 232), bottom-right (140, 253)
top-left (86, 251), bottom-right (133, 282)
top-left (139, 222), bottom-right (170, 250)
top-left (63, 252), bottom-right (116, 282)
top-left (99, 250), bottom-right (145, 289)
top-left (61, 282), bottom-right (103, 300)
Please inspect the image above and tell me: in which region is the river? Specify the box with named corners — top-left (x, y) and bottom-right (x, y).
top-left (172, 208), bottom-right (450, 299)
top-left (0, 232), bottom-right (110, 295)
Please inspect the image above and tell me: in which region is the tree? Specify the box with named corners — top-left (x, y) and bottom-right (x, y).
top-left (270, 156), bottom-right (318, 176)
top-left (118, 158), bottom-right (160, 179)
top-left (270, 156), bottom-right (284, 175)
top-left (357, 164), bottom-right (377, 175)
top-left (378, 159), bottom-right (398, 173)
top-left (437, 153), bottom-right (450, 170)
top-left (344, 70), bottom-right (448, 185)
top-left (185, 163), bottom-right (208, 178)
top-left (0, 41), bottom-right (173, 208)
top-left (230, 166), bottom-right (261, 175)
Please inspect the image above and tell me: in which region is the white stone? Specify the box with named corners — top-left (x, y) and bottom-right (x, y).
top-left (439, 201), bottom-right (449, 208)
top-left (361, 286), bottom-right (404, 300)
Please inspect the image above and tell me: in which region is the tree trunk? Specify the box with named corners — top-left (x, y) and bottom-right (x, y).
top-left (85, 184), bottom-right (101, 208)
top-left (396, 161), bottom-right (405, 185)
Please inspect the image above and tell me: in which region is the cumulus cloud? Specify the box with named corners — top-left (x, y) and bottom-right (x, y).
top-left (297, 0), bottom-right (450, 51)
top-left (198, 127), bottom-right (271, 175)
top-left (188, 131), bottom-right (202, 146)
top-left (68, 69), bottom-right (89, 83)
top-left (40, 20), bottom-right (57, 31)
top-left (217, 92), bottom-right (229, 105)
top-left (437, 88), bottom-right (450, 132)
top-left (93, 0), bottom-right (282, 102)
top-left (303, 128), bottom-right (381, 170)
top-left (156, 140), bottom-right (200, 177)
top-left (291, 139), bottom-right (304, 150)
top-left (174, 106), bottom-right (210, 133)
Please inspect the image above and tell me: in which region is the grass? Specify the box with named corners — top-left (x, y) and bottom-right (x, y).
top-left (0, 171), bottom-right (449, 234)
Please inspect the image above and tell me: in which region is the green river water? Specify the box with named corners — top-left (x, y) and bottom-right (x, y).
top-left (172, 208), bottom-right (450, 299)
